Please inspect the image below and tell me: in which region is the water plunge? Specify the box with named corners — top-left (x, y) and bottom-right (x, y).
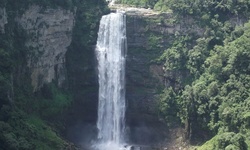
top-left (95, 11), bottom-right (128, 150)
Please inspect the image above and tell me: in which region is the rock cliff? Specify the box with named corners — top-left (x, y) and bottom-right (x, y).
top-left (16, 5), bottom-right (75, 91)
top-left (0, 7), bottom-right (7, 33)
top-left (0, 1), bottom-right (108, 148)
top-left (124, 7), bottom-right (204, 145)
top-left (125, 8), bottom-right (203, 118)
top-left (0, 3), bottom-right (203, 147)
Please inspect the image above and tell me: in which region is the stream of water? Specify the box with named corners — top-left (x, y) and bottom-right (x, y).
top-left (95, 11), bottom-right (128, 150)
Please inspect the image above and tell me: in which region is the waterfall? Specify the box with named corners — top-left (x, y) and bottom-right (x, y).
top-left (95, 11), bottom-right (127, 149)
top-left (106, 0), bottom-right (116, 5)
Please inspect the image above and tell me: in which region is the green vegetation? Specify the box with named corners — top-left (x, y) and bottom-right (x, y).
top-left (151, 0), bottom-right (250, 149)
top-left (198, 133), bottom-right (248, 150)
top-left (116, 0), bottom-right (158, 8)
top-left (1, 0), bottom-right (250, 149)
top-left (1, 0), bottom-right (78, 10)
top-left (0, 112), bottom-right (67, 150)
top-left (117, 0), bottom-right (250, 16)
top-left (34, 83), bottom-right (73, 118)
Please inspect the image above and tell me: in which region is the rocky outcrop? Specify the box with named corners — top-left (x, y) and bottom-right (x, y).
top-left (0, 8), bottom-right (7, 33)
top-left (17, 5), bottom-right (75, 90)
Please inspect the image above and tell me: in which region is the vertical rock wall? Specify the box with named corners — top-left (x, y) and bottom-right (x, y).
top-left (125, 10), bottom-right (204, 118)
top-left (0, 7), bottom-right (7, 33)
top-left (126, 12), bottom-right (173, 118)
top-left (17, 5), bottom-right (75, 90)
top-left (125, 12), bottom-right (172, 145)
top-left (125, 9), bottom-right (204, 145)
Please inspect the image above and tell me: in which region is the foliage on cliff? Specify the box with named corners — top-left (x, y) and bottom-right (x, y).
top-left (0, 0), bottom-right (108, 149)
top-left (153, 0), bottom-right (250, 149)
top-left (116, 0), bottom-right (158, 8)
top-left (117, 0), bottom-right (250, 16)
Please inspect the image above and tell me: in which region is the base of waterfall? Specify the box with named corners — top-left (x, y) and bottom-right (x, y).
top-left (92, 141), bottom-right (132, 150)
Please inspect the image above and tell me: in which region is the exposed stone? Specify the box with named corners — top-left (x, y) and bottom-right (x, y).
top-left (124, 8), bottom-right (206, 145)
top-left (125, 8), bottom-right (205, 116)
top-left (0, 8), bottom-right (8, 33)
top-left (125, 12), bottom-right (168, 147)
top-left (125, 13), bottom-right (169, 117)
top-left (17, 5), bottom-right (75, 90)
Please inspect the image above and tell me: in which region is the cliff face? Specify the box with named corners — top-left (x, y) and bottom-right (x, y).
top-left (0, 1), bottom-right (106, 149)
top-left (126, 9), bottom-right (203, 118)
top-left (124, 9), bottom-right (204, 145)
top-left (0, 8), bottom-right (7, 33)
top-left (17, 5), bottom-right (75, 90)
top-left (125, 12), bottom-right (168, 145)
top-left (0, 3), bottom-right (196, 143)
top-left (0, 4), bottom-right (76, 149)
top-left (1, 2), bottom-right (248, 149)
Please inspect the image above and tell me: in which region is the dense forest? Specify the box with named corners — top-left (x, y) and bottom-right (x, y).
top-left (116, 0), bottom-right (250, 149)
top-left (1, 0), bottom-right (250, 149)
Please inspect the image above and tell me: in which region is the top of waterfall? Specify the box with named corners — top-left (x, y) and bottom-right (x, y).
top-left (107, 0), bottom-right (115, 6)
top-left (108, 4), bottom-right (163, 16)
top-left (116, 9), bottom-right (125, 14)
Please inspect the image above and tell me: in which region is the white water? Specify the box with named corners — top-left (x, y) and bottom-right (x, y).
top-left (106, 0), bottom-right (116, 5)
top-left (95, 12), bottom-right (127, 150)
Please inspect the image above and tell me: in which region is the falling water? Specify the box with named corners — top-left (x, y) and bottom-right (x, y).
top-left (95, 11), bottom-right (127, 150)
top-left (106, 0), bottom-right (116, 5)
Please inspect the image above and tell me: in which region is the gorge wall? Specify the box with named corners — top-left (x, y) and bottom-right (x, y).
top-left (0, 8), bottom-right (7, 33)
top-left (17, 5), bottom-right (75, 90)
top-left (125, 8), bottom-right (203, 116)
top-left (0, 1), bottom-right (107, 149)
top-left (1, 1), bottom-right (249, 149)
top-left (0, 2), bottom-right (203, 148)
top-left (1, 5), bottom-right (75, 90)
top-left (124, 8), bottom-right (204, 145)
